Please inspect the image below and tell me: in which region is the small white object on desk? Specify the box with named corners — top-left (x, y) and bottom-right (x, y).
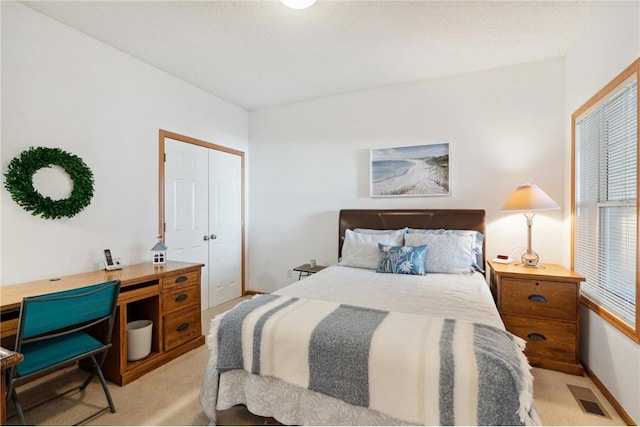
top-left (491, 255), bottom-right (512, 264)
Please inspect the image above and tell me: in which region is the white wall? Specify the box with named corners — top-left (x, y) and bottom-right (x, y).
top-left (4, 0), bottom-right (638, 420)
top-left (1, 2), bottom-right (249, 285)
top-left (249, 58), bottom-right (566, 293)
top-left (563, 1), bottom-right (640, 423)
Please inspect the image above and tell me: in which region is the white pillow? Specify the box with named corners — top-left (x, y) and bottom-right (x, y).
top-left (404, 233), bottom-right (475, 274)
top-left (407, 229), bottom-right (484, 271)
top-left (339, 229), bottom-right (404, 269)
top-left (354, 227), bottom-right (408, 235)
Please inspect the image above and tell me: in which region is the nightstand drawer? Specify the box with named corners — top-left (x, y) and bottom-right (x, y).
top-left (501, 278), bottom-right (577, 321)
top-left (502, 314), bottom-right (576, 362)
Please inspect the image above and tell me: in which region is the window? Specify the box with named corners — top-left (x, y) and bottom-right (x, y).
top-left (572, 58), bottom-right (639, 342)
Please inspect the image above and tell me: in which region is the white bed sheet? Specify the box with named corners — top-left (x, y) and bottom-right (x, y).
top-left (200, 265), bottom-right (530, 426)
top-left (276, 265), bottom-right (503, 329)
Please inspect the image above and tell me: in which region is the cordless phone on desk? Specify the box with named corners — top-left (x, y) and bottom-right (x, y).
top-left (104, 249), bottom-right (123, 271)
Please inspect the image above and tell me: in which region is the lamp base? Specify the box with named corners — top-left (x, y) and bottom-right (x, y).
top-left (521, 250), bottom-right (539, 268)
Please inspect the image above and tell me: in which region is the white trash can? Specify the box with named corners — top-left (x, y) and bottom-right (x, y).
top-left (127, 320), bottom-right (153, 361)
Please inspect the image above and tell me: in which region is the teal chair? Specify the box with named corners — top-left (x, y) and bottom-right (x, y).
top-left (6, 280), bottom-right (120, 425)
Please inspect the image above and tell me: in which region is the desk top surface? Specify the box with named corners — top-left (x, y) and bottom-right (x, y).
top-left (0, 261), bottom-right (203, 312)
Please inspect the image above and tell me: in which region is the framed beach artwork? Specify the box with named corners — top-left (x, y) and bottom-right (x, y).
top-left (370, 143), bottom-right (450, 197)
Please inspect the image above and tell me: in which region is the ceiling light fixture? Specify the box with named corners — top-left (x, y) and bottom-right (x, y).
top-left (280, 0), bottom-right (317, 10)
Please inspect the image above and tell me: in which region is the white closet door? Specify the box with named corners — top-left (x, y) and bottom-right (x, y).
top-left (164, 139), bottom-right (210, 308)
top-left (208, 149), bottom-right (242, 307)
top-left (164, 137), bottom-right (243, 309)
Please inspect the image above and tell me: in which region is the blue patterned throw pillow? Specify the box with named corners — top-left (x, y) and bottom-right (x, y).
top-left (377, 244), bottom-right (427, 275)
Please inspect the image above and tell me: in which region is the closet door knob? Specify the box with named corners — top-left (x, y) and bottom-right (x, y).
top-left (203, 235), bottom-right (209, 241)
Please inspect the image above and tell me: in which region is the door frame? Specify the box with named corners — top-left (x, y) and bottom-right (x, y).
top-left (158, 129), bottom-right (246, 296)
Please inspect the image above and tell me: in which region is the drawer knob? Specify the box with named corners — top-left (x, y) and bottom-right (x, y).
top-left (175, 293), bottom-right (188, 302)
top-left (528, 294), bottom-right (548, 303)
top-left (174, 275), bottom-right (188, 284)
top-left (527, 333), bottom-right (547, 341)
top-left (177, 322), bottom-right (190, 332)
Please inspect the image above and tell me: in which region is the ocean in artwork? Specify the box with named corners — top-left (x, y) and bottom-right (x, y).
top-left (371, 160), bottom-right (414, 182)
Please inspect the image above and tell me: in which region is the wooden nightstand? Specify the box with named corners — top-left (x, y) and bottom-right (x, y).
top-left (488, 261), bottom-right (585, 375)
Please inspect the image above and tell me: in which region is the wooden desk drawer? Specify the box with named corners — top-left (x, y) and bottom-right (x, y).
top-left (0, 318), bottom-right (18, 339)
top-left (163, 270), bottom-right (199, 291)
top-left (502, 314), bottom-right (576, 362)
top-left (501, 278), bottom-right (577, 321)
top-left (164, 308), bottom-right (201, 351)
top-left (163, 285), bottom-right (199, 314)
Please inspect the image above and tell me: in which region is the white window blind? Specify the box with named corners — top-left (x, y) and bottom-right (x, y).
top-left (574, 76), bottom-right (637, 328)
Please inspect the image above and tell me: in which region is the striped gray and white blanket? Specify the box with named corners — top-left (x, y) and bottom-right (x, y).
top-left (215, 294), bottom-right (535, 426)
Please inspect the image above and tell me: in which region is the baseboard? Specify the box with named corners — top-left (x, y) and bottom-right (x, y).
top-left (583, 364), bottom-right (636, 426)
top-left (244, 290), bottom-right (265, 296)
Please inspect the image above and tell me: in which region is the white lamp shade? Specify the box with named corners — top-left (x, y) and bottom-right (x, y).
top-left (280, 0), bottom-right (317, 9)
top-left (501, 183), bottom-right (560, 212)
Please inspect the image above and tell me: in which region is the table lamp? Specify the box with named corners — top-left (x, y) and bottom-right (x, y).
top-left (501, 183), bottom-right (560, 267)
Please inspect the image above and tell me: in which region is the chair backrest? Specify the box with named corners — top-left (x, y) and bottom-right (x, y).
top-left (17, 280), bottom-right (120, 345)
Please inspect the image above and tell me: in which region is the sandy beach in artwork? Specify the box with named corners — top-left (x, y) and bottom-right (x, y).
top-left (372, 159), bottom-right (448, 196)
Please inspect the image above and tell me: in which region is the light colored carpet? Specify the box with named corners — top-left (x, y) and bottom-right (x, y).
top-left (5, 296), bottom-right (627, 426)
top-left (532, 367), bottom-right (625, 426)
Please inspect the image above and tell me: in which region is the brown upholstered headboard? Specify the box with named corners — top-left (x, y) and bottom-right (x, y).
top-left (338, 209), bottom-right (486, 263)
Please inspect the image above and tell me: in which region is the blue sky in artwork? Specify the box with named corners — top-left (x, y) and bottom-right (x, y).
top-left (372, 143), bottom-right (448, 161)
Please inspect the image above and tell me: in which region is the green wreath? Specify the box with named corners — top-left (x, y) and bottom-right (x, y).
top-left (4, 147), bottom-right (94, 220)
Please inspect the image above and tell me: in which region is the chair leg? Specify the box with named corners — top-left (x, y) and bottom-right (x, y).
top-left (79, 351), bottom-right (106, 390)
top-left (79, 370), bottom-right (96, 391)
top-left (89, 355), bottom-right (116, 413)
top-left (7, 382), bottom-right (27, 426)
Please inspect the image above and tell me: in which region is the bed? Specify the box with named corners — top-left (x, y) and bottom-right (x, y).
top-left (200, 209), bottom-right (539, 426)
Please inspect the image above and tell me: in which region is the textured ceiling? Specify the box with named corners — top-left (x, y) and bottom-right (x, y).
top-left (22, 1), bottom-right (599, 111)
